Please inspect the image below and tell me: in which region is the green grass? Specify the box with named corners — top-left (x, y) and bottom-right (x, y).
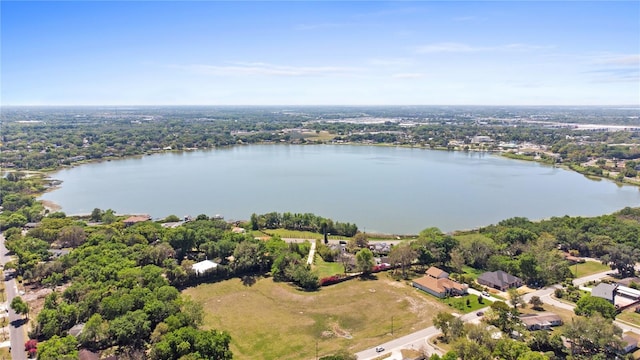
top-left (617, 310), bottom-right (640, 327)
top-left (258, 228), bottom-right (350, 241)
top-left (184, 273), bottom-right (450, 360)
top-left (570, 261), bottom-right (610, 277)
top-left (314, 255), bottom-right (345, 278)
top-left (440, 294), bottom-right (488, 313)
top-left (461, 266), bottom-right (484, 279)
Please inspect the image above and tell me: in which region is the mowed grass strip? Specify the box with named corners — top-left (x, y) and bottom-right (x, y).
top-left (184, 275), bottom-right (448, 360)
top-left (569, 261), bottom-right (610, 277)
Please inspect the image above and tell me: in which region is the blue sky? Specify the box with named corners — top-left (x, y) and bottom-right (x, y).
top-left (1, 1), bottom-right (639, 106)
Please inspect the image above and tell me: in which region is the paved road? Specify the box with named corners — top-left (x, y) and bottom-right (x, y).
top-left (0, 232), bottom-right (27, 360)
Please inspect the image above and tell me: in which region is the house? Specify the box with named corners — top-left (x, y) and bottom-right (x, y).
top-left (591, 283), bottom-right (618, 304)
top-left (412, 266), bottom-right (468, 298)
top-left (617, 277), bottom-right (640, 288)
top-left (477, 270), bottom-right (523, 291)
top-left (192, 260), bottom-right (218, 275)
top-left (620, 334), bottom-right (639, 354)
top-left (123, 215), bottom-right (151, 226)
top-left (519, 312), bottom-right (563, 331)
top-left (232, 227), bottom-right (246, 234)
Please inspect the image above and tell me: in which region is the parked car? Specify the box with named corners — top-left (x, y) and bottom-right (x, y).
top-left (476, 311), bottom-right (484, 316)
top-left (482, 291), bottom-right (489, 297)
top-left (375, 346), bottom-right (385, 353)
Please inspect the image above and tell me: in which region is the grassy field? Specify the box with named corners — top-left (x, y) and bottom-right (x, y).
top-left (184, 274), bottom-right (449, 360)
top-left (569, 261), bottom-right (610, 277)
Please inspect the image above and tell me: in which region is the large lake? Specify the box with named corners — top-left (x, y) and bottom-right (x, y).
top-left (39, 145), bottom-right (640, 234)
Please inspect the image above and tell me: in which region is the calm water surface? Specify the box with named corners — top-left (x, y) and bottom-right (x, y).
top-left (39, 145), bottom-right (640, 233)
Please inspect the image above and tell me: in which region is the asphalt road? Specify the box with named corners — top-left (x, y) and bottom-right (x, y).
top-left (0, 232), bottom-right (27, 360)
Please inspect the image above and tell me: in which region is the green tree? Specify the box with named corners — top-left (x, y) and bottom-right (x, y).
top-left (388, 242), bottom-right (416, 278)
top-left (90, 208), bottom-right (103, 222)
top-left (10, 296), bottom-right (29, 319)
top-left (37, 335), bottom-right (78, 360)
top-left (574, 295), bottom-right (617, 319)
top-left (355, 248), bottom-right (374, 275)
top-left (493, 339), bottom-right (529, 360)
top-left (78, 313), bottom-right (109, 350)
top-left (433, 311), bottom-right (464, 343)
top-left (564, 313), bottom-right (622, 358)
top-left (108, 310), bottom-right (152, 348)
top-left (349, 232), bottom-right (368, 252)
top-left (150, 326), bottom-right (232, 360)
top-left (602, 244), bottom-right (639, 278)
top-left (528, 296), bottom-right (544, 311)
top-left (451, 338), bottom-right (492, 360)
top-left (508, 288), bottom-right (526, 309)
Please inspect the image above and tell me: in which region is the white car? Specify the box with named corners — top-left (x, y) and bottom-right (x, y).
top-left (375, 346), bottom-right (384, 353)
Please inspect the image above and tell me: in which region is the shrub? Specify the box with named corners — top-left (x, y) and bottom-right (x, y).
top-left (320, 275), bottom-right (348, 286)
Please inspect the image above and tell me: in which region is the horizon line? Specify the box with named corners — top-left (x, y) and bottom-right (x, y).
top-left (2, 104), bottom-right (639, 108)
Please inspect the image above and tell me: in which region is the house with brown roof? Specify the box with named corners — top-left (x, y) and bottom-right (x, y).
top-left (123, 215), bottom-right (151, 226)
top-left (477, 270), bottom-right (522, 291)
top-left (413, 266), bottom-right (468, 298)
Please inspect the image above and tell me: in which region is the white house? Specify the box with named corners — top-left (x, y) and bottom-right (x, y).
top-left (192, 260), bottom-right (218, 275)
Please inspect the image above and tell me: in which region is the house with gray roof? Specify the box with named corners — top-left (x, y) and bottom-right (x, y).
top-left (477, 270), bottom-right (522, 291)
top-left (591, 282), bottom-right (618, 303)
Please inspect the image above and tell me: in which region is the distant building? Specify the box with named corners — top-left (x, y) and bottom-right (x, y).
top-left (123, 215), bottom-right (151, 226)
top-left (412, 266), bottom-right (468, 298)
top-left (477, 270), bottom-right (522, 291)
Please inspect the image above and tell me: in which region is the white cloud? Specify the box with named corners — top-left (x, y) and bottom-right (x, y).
top-left (171, 62), bottom-right (360, 77)
top-left (594, 54), bottom-right (640, 66)
top-left (415, 42), bottom-right (552, 54)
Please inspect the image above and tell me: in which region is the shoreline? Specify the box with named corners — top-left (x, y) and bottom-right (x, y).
top-left (39, 199), bottom-right (62, 213)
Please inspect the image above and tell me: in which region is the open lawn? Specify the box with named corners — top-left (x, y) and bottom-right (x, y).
top-left (313, 255), bottom-right (345, 278)
top-left (0, 347), bottom-right (9, 359)
top-left (440, 294), bottom-right (487, 313)
top-left (461, 266), bottom-right (484, 280)
top-left (258, 229), bottom-right (350, 241)
top-left (570, 261), bottom-right (610, 277)
top-left (618, 309), bottom-right (640, 327)
top-left (184, 274), bottom-right (449, 360)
